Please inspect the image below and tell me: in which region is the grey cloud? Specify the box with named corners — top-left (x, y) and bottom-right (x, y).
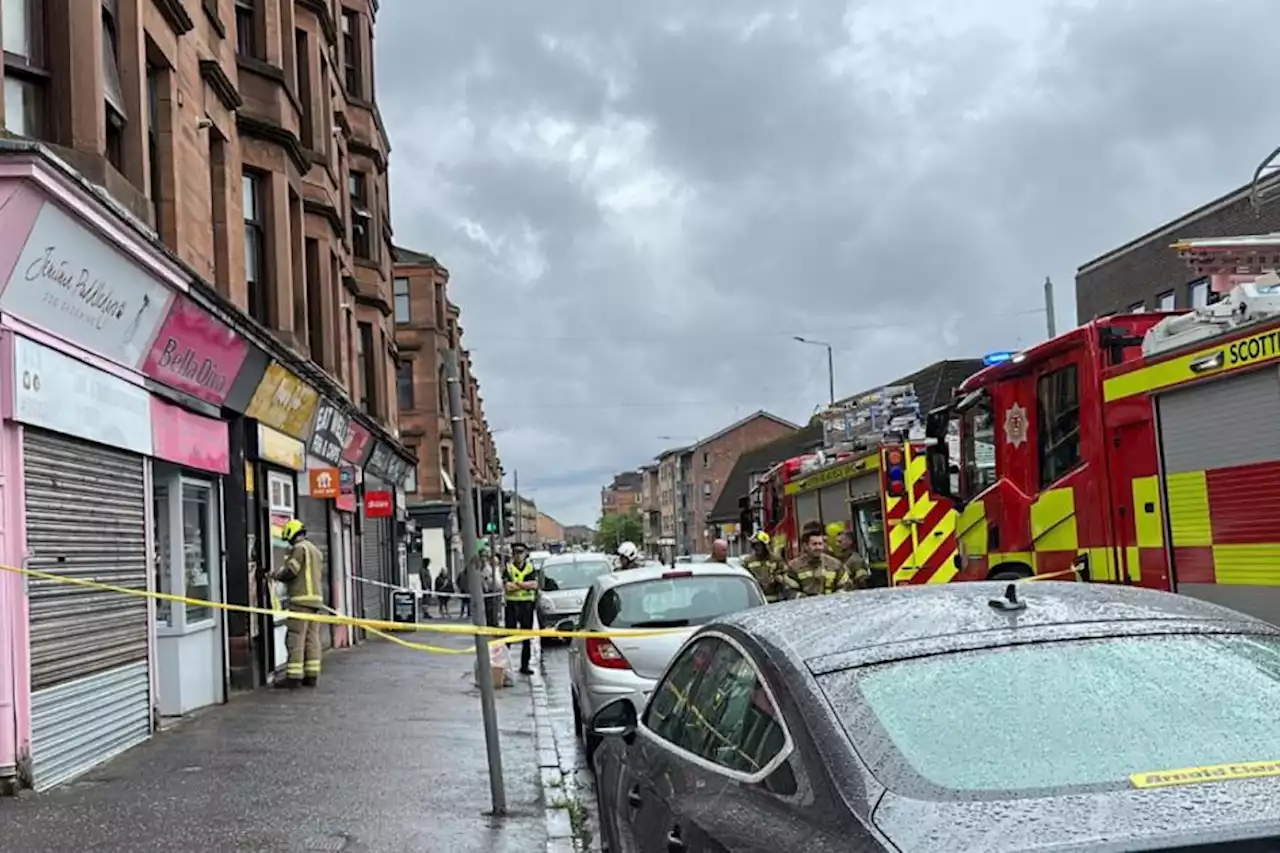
top-left (379, 0), bottom-right (1280, 524)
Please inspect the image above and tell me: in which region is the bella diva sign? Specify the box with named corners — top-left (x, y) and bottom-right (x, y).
top-left (142, 295), bottom-right (249, 405)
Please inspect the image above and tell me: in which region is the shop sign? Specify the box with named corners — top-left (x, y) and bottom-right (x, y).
top-left (309, 467), bottom-right (340, 499)
top-left (2, 201), bottom-right (174, 369)
top-left (335, 493), bottom-right (356, 513)
top-left (141, 295), bottom-right (248, 405)
top-left (245, 361), bottom-right (319, 438)
top-left (364, 490), bottom-right (393, 517)
top-left (339, 466), bottom-right (356, 494)
top-left (365, 440), bottom-right (412, 486)
top-left (342, 420), bottom-right (373, 465)
top-left (257, 423), bottom-right (304, 471)
top-left (307, 399), bottom-right (351, 467)
top-left (12, 335), bottom-right (152, 455)
top-left (150, 397), bottom-right (229, 474)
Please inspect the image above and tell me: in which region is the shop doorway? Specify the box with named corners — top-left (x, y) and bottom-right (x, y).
top-left (152, 464), bottom-right (225, 716)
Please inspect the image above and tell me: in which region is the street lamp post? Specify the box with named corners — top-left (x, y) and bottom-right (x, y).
top-left (794, 336), bottom-right (835, 405)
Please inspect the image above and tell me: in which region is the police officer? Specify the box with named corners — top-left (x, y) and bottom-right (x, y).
top-left (504, 542), bottom-right (538, 675)
top-left (272, 519), bottom-right (325, 689)
top-left (833, 528), bottom-right (872, 590)
top-left (742, 531), bottom-right (788, 602)
top-left (785, 522), bottom-right (856, 598)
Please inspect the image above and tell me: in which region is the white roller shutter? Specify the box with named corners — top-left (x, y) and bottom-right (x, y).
top-left (23, 429), bottom-right (151, 791)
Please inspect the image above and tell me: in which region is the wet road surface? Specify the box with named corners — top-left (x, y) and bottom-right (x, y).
top-left (540, 641), bottom-right (601, 852)
top-left (0, 637), bottom-right (546, 853)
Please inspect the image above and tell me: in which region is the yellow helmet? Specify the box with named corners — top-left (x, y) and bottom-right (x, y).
top-left (282, 519), bottom-right (305, 541)
top-left (750, 531), bottom-right (770, 545)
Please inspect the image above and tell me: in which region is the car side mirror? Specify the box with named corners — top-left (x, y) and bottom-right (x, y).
top-left (590, 698), bottom-right (638, 744)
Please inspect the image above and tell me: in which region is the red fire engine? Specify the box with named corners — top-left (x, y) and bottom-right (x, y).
top-left (930, 234), bottom-right (1280, 624)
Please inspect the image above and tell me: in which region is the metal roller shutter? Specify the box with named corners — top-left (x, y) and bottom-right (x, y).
top-left (846, 472), bottom-right (879, 502)
top-left (297, 496), bottom-right (332, 648)
top-left (360, 517), bottom-right (387, 622)
top-left (23, 429), bottom-right (150, 791)
top-left (818, 482), bottom-right (849, 527)
top-left (1157, 368), bottom-right (1280, 473)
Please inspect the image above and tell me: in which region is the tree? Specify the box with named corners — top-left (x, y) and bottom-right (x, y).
top-left (595, 510), bottom-right (644, 553)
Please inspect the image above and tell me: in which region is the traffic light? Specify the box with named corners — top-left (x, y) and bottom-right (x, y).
top-left (479, 488), bottom-right (500, 534)
top-left (885, 447), bottom-right (906, 497)
top-left (502, 490), bottom-right (516, 536)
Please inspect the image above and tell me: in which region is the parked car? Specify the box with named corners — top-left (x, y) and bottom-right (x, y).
top-left (536, 552), bottom-right (613, 636)
top-left (528, 550), bottom-right (553, 570)
top-left (591, 581), bottom-right (1280, 852)
top-left (567, 562), bottom-right (765, 757)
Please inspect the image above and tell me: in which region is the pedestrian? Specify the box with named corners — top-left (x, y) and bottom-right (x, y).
top-left (503, 542), bottom-right (538, 675)
top-left (271, 519), bottom-right (325, 689)
top-left (833, 529), bottom-right (872, 589)
top-left (435, 571), bottom-right (451, 617)
top-left (742, 531), bottom-right (787, 602)
top-left (784, 522), bottom-right (855, 598)
top-left (710, 538), bottom-right (729, 563)
top-left (616, 540), bottom-right (643, 570)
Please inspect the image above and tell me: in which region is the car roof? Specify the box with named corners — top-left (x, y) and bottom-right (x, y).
top-left (540, 552), bottom-right (611, 566)
top-left (716, 581), bottom-right (1276, 672)
top-left (591, 561), bottom-right (755, 591)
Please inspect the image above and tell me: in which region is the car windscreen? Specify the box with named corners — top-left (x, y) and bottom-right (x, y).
top-left (821, 633), bottom-right (1280, 799)
top-left (540, 560), bottom-right (611, 591)
top-left (597, 575), bottom-right (763, 629)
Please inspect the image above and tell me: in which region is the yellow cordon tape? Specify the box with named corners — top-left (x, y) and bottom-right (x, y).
top-left (0, 562), bottom-right (1085, 655)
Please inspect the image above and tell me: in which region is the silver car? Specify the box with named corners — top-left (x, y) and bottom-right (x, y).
top-left (567, 562), bottom-right (765, 755)
top-left (536, 552), bottom-right (614, 635)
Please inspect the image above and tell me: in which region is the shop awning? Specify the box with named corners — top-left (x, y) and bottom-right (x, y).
top-left (441, 467), bottom-right (455, 494)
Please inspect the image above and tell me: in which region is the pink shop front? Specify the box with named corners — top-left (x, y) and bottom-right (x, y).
top-left (0, 161), bottom-right (241, 793)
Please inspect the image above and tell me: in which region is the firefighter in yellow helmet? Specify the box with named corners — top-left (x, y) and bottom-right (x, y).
top-left (272, 519), bottom-right (326, 688)
top-left (784, 521), bottom-right (856, 598)
top-left (742, 531), bottom-right (791, 603)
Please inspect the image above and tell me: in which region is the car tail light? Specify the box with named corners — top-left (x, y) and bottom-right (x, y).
top-left (662, 571), bottom-right (694, 579)
top-left (586, 636), bottom-right (631, 670)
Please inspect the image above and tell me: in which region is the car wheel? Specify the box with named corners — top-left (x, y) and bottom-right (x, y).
top-left (585, 731), bottom-right (601, 762)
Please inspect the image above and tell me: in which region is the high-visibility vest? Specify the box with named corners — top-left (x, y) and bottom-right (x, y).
top-left (285, 540), bottom-right (324, 607)
top-left (505, 561), bottom-right (536, 601)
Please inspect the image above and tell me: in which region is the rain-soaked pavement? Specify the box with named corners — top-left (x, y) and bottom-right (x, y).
top-left (540, 642), bottom-right (601, 853)
top-left (0, 636), bottom-right (546, 853)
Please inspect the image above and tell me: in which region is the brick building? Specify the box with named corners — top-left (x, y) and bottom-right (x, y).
top-left (601, 470), bottom-right (643, 517)
top-left (639, 463), bottom-right (660, 552)
top-left (1076, 175), bottom-right (1280, 321)
top-left (535, 512), bottom-right (564, 546)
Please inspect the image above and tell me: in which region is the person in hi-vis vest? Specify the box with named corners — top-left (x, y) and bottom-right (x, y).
top-left (272, 519), bottom-right (326, 688)
top-left (504, 542), bottom-right (538, 675)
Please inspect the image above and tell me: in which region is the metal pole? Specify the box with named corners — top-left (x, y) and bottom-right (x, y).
top-left (1044, 276), bottom-right (1057, 339)
top-left (473, 484), bottom-right (483, 539)
top-left (513, 470), bottom-right (520, 544)
top-left (442, 347), bottom-right (506, 814)
top-left (825, 344), bottom-right (835, 405)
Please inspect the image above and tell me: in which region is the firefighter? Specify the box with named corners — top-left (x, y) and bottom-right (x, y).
top-left (272, 519), bottom-right (325, 689)
top-left (616, 541), bottom-right (643, 570)
top-left (710, 538), bottom-right (730, 563)
top-left (833, 528), bottom-right (872, 590)
top-left (504, 542), bottom-right (538, 676)
top-left (785, 522), bottom-right (856, 598)
top-left (743, 531), bottom-right (788, 602)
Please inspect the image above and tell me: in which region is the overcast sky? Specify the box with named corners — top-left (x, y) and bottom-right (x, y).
top-left (378, 0), bottom-right (1280, 527)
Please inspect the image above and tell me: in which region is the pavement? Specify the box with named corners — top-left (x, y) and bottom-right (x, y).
top-left (534, 642), bottom-right (601, 853)
top-left (0, 630), bottom-right (547, 853)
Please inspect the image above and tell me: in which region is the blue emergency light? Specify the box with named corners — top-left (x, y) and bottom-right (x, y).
top-left (983, 350), bottom-right (1016, 366)
top-left (886, 448), bottom-right (906, 497)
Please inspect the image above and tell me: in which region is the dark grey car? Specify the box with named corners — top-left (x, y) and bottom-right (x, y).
top-left (591, 581), bottom-right (1280, 852)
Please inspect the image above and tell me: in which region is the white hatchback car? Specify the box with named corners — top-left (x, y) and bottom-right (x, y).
top-left (566, 562), bottom-right (765, 755)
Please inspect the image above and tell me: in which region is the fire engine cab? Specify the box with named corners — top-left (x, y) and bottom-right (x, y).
top-left (930, 233), bottom-right (1280, 625)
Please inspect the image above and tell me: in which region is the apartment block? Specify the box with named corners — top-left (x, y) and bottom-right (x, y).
top-left (601, 470), bottom-right (643, 518)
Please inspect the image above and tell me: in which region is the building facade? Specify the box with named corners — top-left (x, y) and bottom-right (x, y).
top-left (535, 512), bottom-right (564, 547)
top-left (601, 470), bottom-right (643, 518)
top-left (1075, 176), bottom-right (1280, 321)
top-left (640, 463), bottom-right (660, 553)
top-left (391, 246), bottom-right (501, 578)
top-left (0, 0), bottom-right (414, 792)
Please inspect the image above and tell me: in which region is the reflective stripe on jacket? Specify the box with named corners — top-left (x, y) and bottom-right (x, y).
top-left (282, 539), bottom-right (325, 607)
top-left (505, 561), bottom-right (536, 601)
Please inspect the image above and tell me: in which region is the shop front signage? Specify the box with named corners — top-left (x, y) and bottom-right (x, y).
top-left (2, 201), bottom-right (174, 369)
top-left (150, 397), bottom-right (229, 474)
top-left (309, 467), bottom-right (340, 498)
top-left (257, 423), bottom-right (304, 471)
top-left (12, 335), bottom-right (152, 455)
top-left (342, 420), bottom-right (373, 465)
top-left (365, 440), bottom-right (412, 486)
top-left (307, 399), bottom-right (351, 467)
top-left (339, 466), bottom-right (356, 495)
top-left (245, 361), bottom-right (319, 438)
top-left (364, 490), bottom-right (393, 517)
top-left (141, 295), bottom-right (248, 405)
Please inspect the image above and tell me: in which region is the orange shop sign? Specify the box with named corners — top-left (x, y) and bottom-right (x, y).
top-left (309, 467), bottom-right (340, 499)
top-left (245, 361), bottom-right (319, 438)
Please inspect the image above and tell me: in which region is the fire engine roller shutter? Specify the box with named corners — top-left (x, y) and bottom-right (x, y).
top-left (818, 483), bottom-right (849, 527)
top-left (795, 490), bottom-right (820, 533)
top-left (296, 495), bottom-right (332, 649)
top-left (1157, 367), bottom-right (1280, 474)
top-left (846, 472), bottom-right (880, 504)
top-left (23, 429), bottom-right (150, 792)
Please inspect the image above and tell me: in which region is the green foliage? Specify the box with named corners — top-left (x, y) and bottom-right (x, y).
top-left (594, 510), bottom-right (644, 553)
